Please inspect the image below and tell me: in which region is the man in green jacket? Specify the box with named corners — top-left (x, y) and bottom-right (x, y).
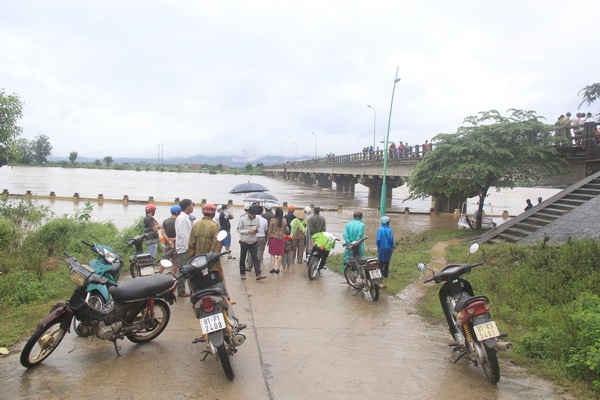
top-left (343, 210), bottom-right (365, 269)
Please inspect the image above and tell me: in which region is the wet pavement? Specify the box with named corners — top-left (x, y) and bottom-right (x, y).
top-left (0, 255), bottom-right (572, 400)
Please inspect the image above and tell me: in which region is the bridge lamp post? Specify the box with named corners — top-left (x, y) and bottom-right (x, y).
top-left (380, 67), bottom-right (401, 216)
top-left (367, 104), bottom-right (376, 149)
top-left (311, 132), bottom-right (317, 160)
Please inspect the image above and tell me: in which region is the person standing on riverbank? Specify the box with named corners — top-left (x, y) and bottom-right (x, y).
top-left (267, 208), bottom-right (286, 273)
top-left (376, 216), bottom-right (394, 284)
top-left (306, 206), bottom-right (326, 254)
top-left (161, 205), bottom-right (180, 263)
top-left (175, 199), bottom-right (194, 297)
top-left (237, 205), bottom-right (266, 281)
top-left (343, 210), bottom-right (365, 269)
top-left (255, 206), bottom-right (268, 273)
top-left (290, 209), bottom-right (307, 264)
top-left (143, 204), bottom-right (160, 258)
top-left (217, 204), bottom-right (234, 258)
top-left (285, 205), bottom-right (296, 230)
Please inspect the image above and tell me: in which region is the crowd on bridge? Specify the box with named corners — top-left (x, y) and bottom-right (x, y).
top-left (360, 139), bottom-right (432, 161)
top-left (555, 111), bottom-right (600, 147)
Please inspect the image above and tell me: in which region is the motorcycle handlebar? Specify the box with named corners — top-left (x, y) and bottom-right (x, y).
top-left (81, 240), bottom-right (94, 248)
top-left (470, 262), bottom-right (484, 268)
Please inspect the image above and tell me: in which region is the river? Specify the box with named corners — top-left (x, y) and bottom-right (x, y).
top-left (0, 166), bottom-right (561, 241)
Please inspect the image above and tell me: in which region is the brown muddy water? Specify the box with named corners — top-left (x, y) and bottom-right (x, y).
top-left (1, 257), bottom-right (570, 400)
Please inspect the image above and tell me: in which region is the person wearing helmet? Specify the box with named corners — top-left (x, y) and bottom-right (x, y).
top-left (376, 215), bottom-right (395, 284)
top-left (143, 204), bottom-right (160, 258)
top-left (342, 210), bottom-right (365, 269)
top-left (285, 205), bottom-right (296, 230)
top-left (306, 206), bottom-right (326, 259)
top-left (161, 205), bottom-right (181, 262)
top-left (188, 203), bottom-right (223, 278)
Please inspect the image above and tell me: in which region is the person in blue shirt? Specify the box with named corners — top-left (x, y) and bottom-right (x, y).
top-left (376, 215), bottom-right (394, 281)
top-left (343, 210), bottom-right (365, 269)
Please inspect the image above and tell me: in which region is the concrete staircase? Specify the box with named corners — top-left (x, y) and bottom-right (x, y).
top-left (478, 170), bottom-right (600, 244)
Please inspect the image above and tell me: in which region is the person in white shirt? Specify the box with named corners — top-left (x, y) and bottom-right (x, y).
top-left (175, 199), bottom-right (194, 297)
top-left (255, 207), bottom-right (268, 273)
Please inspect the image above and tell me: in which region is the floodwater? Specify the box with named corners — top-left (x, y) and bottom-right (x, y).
top-left (0, 166), bottom-right (560, 237)
top-left (0, 255), bottom-right (569, 399)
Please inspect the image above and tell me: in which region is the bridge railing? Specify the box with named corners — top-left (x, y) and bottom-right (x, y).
top-left (283, 145), bottom-right (430, 167)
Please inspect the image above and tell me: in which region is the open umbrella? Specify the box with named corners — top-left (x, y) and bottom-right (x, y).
top-left (243, 192), bottom-right (279, 204)
top-left (229, 182), bottom-right (268, 194)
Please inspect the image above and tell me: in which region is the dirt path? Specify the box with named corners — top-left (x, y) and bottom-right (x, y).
top-left (0, 252), bottom-right (570, 400)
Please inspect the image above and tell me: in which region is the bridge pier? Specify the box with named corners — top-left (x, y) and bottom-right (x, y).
top-left (334, 175), bottom-right (356, 195)
top-left (316, 173), bottom-right (331, 189)
top-left (360, 176), bottom-right (404, 209)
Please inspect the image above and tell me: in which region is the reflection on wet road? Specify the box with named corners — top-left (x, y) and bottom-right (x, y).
top-left (1, 257), bottom-right (569, 400)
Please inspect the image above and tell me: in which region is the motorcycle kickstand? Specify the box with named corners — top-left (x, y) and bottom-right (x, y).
top-left (112, 340), bottom-right (122, 356)
top-left (452, 351), bottom-right (467, 364)
top-left (200, 350), bottom-right (211, 361)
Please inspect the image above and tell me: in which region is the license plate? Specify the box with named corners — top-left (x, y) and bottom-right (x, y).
top-left (473, 321), bottom-right (500, 341)
top-left (369, 269), bottom-right (382, 279)
top-left (199, 313), bottom-right (226, 334)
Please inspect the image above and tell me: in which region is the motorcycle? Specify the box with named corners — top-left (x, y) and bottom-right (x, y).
top-left (342, 237), bottom-right (382, 301)
top-left (20, 252), bottom-right (177, 368)
top-left (127, 232), bottom-right (173, 277)
top-left (178, 230), bottom-right (246, 381)
top-left (306, 232), bottom-right (338, 280)
top-left (72, 240), bottom-right (123, 336)
top-left (417, 243), bottom-right (511, 385)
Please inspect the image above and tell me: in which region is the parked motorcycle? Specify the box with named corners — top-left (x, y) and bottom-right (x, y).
top-left (417, 243), bottom-right (511, 385)
top-left (127, 232), bottom-right (173, 277)
top-left (72, 240), bottom-right (123, 335)
top-left (343, 237), bottom-right (382, 301)
top-left (20, 252), bottom-right (177, 368)
top-left (178, 230), bottom-right (246, 381)
top-left (307, 231), bottom-right (338, 280)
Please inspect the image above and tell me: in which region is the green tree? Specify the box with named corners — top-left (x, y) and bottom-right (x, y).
top-left (94, 159), bottom-right (102, 166)
top-left (0, 90), bottom-right (23, 166)
top-left (14, 138), bottom-right (34, 164)
top-left (69, 151), bottom-right (78, 164)
top-left (578, 82), bottom-right (600, 107)
top-left (103, 156), bottom-right (113, 166)
top-left (245, 162), bottom-right (253, 172)
top-left (31, 134), bottom-right (52, 163)
top-left (408, 109), bottom-right (566, 229)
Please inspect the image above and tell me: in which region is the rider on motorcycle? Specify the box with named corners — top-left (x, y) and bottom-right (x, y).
top-left (342, 210), bottom-right (365, 269)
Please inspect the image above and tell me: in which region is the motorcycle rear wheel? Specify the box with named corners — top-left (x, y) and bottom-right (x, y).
top-left (20, 318), bottom-right (68, 368)
top-left (344, 265), bottom-right (361, 289)
top-left (126, 299), bottom-right (170, 343)
top-left (307, 255), bottom-right (320, 280)
top-left (217, 345), bottom-right (235, 381)
top-left (475, 342), bottom-right (500, 384)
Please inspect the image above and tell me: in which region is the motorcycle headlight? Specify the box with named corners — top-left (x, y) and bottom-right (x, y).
top-left (103, 249), bottom-right (117, 263)
top-left (191, 255), bottom-right (207, 268)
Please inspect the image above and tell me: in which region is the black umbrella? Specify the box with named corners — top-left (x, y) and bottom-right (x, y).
top-left (243, 192), bottom-right (279, 204)
top-left (229, 182), bottom-right (268, 194)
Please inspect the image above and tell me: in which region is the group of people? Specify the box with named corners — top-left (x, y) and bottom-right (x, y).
top-left (142, 201), bottom-right (397, 294)
top-left (555, 111), bottom-right (599, 145)
top-left (360, 140), bottom-right (432, 161)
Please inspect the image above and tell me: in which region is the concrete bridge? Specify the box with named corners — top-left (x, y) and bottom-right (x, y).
top-left (264, 131), bottom-right (600, 212)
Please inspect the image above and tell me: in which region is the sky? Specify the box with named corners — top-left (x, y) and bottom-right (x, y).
top-left (1, 0), bottom-right (599, 160)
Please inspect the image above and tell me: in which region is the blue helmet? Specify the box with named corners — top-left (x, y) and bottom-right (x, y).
top-left (170, 205), bottom-right (181, 214)
top-left (380, 216), bottom-right (390, 224)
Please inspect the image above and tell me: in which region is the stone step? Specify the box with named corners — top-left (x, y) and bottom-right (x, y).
top-left (537, 208), bottom-right (564, 216)
top-left (504, 227), bottom-right (532, 237)
top-left (497, 233), bottom-right (521, 242)
top-left (546, 203), bottom-right (575, 211)
top-left (564, 193), bottom-right (595, 201)
top-left (533, 212), bottom-right (557, 221)
top-left (554, 199), bottom-right (584, 207)
top-left (586, 183), bottom-right (600, 190)
top-left (573, 188), bottom-right (600, 196)
top-left (524, 217), bottom-right (551, 226)
top-left (513, 222), bottom-right (541, 232)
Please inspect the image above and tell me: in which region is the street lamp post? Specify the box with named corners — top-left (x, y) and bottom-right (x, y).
top-left (367, 104), bottom-right (376, 149)
top-left (380, 66), bottom-right (401, 216)
top-left (311, 131), bottom-right (317, 160)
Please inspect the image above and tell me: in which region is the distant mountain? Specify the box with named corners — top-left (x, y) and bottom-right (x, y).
top-left (48, 154), bottom-right (308, 167)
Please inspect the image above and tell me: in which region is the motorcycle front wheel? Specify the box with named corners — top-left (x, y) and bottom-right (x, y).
top-left (475, 341), bottom-right (500, 384)
top-left (344, 265), bottom-right (361, 289)
top-left (126, 299), bottom-right (170, 343)
top-left (217, 345), bottom-right (235, 381)
top-left (307, 255), bottom-right (320, 280)
top-left (20, 318), bottom-right (68, 368)
top-left (367, 280), bottom-right (380, 302)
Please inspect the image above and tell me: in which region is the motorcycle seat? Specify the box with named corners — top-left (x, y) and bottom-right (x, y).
top-left (110, 274), bottom-right (175, 302)
top-left (454, 295), bottom-right (489, 313)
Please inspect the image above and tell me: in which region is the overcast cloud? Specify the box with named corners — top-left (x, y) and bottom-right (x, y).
top-left (1, 0), bottom-right (599, 160)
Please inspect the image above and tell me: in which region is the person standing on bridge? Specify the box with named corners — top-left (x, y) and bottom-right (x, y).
top-left (343, 210), bottom-right (365, 269)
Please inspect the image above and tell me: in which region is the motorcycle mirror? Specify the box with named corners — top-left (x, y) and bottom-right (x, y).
top-left (160, 259), bottom-right (173, 268)
top-left (216, 230), bottom-right (228, 242)
top-left (469, 243), bottom-right (480, 254)
top-left (417, 262), bottom-right (427, 272)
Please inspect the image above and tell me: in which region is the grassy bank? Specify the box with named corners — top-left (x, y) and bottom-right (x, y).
top-left (0, 199), bottom-right (144, 347)
top-left (327, 229), bottom-right (473, 295)
top-left (418, 239), bottom-right (600, 397)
